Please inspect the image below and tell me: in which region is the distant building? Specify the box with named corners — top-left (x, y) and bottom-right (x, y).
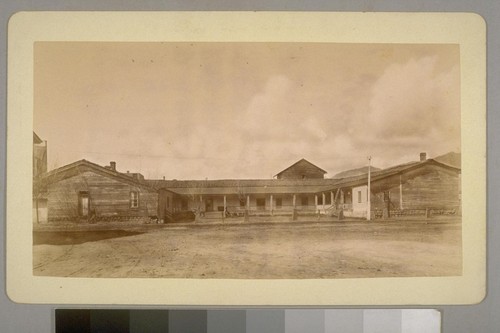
top-left (275, 158), bottom-right (327, 179)
top-left (33, 132), bottom-right (47, 178)
top-left (33, 132), bottom-right (48, 223)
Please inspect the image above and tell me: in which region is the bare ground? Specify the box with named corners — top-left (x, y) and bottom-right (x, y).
top-left (33, 218), bottom-right (462, 279)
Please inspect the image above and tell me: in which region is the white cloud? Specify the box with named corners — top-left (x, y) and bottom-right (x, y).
top-left (368, 57), bottom-right (459, 142)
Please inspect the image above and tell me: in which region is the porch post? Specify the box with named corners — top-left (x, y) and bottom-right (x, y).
top-left (292, 194), bottom-right (297, 220)
top-left (399, 175), bottom-right (403, 210)
top-left (223, 195), bottom-right (227, 219)
top-left (270, 194), bottom-right (274, 216)
top-left (315, 194), bottom-right (318, 213)
top-left (339, 189), bottom-right (344, 220)
top-left (199, 195), bottom-right (203, 218)
top-left (245, 195), bottom-right (250, 222)
top-left (293, 194), bottom-right (296, 208)
top-left (322, 193), bottom-right (326, 213)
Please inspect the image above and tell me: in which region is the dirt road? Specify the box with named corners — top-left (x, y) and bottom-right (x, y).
top-left (33, 218), bottom-right (462, 279)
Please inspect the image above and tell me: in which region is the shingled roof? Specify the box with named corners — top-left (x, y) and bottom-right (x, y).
top-left (274, 158), bottom-right (327, 178)
top-left (37, 159), bottom-right (156, 192)
top-left (325, 159), bottom-right (461, 192)
top-left (147, 178), bottom-right (339, 195)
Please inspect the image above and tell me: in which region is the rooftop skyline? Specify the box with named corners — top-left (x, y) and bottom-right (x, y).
top-left (34, 42), bottom-right (460, 179)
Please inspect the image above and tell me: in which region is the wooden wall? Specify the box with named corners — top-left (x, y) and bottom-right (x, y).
top-left (46, 170), bottom-right (158, 221)
top-left (277, 161), bottom-right (325, 180)
top-left (158, 189), bottom-right (175, 222)
top-left (370, 168), bottom-right (460, 211)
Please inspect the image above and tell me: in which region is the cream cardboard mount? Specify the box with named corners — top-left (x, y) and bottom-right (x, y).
top-left (6, 12), bottom-right (486, 305)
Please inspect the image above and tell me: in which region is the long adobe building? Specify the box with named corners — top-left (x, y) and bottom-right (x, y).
top-left (32, 133), bottom-right (461, 223)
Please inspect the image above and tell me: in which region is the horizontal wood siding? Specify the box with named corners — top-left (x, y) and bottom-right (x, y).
top-left (47, 170), bottom-right (157, 221)
top-left (158, 190), bottom-right (175, 221)
top-left (370, 168), bottom-right (460, 210)
top-left (278, 161), bottom-right (325, 180)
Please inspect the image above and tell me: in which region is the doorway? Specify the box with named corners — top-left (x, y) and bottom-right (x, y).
top-left (205, 198), bottom-right (214, 212)
top-left (78, 191), bottom-right (89, 217)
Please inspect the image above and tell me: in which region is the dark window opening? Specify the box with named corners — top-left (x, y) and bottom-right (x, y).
top-left (256, 198), bottom-right (266, 210)
top-left (325, 195), bottom-right (331, 205)
top-left (181, 199), bottom-right (188, 210)
top-left (276, 198), bottom-right (282, 208)
top-left (301, 196), bottom-right (309, 206)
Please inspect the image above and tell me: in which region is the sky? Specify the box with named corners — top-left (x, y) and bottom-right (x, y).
top-left (34, 42), bottom-right (460, 180)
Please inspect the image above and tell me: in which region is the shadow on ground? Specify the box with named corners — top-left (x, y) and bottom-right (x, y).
top-left (33, 230), bottom-right (144, 245)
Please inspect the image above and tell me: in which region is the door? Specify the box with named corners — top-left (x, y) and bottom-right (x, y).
top-left (79, 192), bottom-right (89, 217)
top-left (205, 198), bottom-right (213, 212)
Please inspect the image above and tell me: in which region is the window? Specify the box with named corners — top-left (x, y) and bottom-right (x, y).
top-left (318, 195), bottom-right (323, 205)
top-left (240, 198), bottom-right (246, 207)
top-left (276, 198), bottom-right (282, 209)
top-left (301, 196), bottom-right (309, 206)
top-left (130, 191), bottom-right (139, 208)
top-left (358, 190), bottom-right (362, 203)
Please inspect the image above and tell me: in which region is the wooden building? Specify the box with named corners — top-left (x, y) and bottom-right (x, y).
top-left (274, 158), bottom-right (327, 180)
top-left (34, 160), bottom-right (164, 223)
top-left (33, 154), bottom-right (461, 223)
top-left (148, 177), bottom-right (339, 218)
top-left (322, 155), bottom-right (461, 218)
top-left (33, 132), bottom-right (47, 178)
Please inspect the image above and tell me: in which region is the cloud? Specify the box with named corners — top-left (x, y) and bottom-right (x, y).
top-left (347, 56), bottom-right (461, 166)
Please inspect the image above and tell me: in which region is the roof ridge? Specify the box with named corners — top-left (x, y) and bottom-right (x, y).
top-left (41, 159), bottom-right (155, 191)
top-left (274, 158), bottom-right (328, 177)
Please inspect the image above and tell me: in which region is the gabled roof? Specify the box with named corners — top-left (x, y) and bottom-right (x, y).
top-left (33, 132), bottom-right (43, 144)
top-left (328, 159), bottom-right (461, 191)
top-left (37, 159), bottom-right (156, 192)
top-left (274, 158), bottom-right (327, 178)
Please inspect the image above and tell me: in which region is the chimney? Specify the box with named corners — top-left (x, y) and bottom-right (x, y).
top-left (420, 152), bottom-right (427, 162)
top-left (110, 161), bottom-right (116, 171)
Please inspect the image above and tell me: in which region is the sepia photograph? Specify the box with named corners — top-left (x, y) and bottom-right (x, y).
top-left (32, 42), bottom-right (462, 279)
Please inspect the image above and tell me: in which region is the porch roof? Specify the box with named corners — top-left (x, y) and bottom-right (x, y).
top-left (148, 178), bottom-right (339, 196)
